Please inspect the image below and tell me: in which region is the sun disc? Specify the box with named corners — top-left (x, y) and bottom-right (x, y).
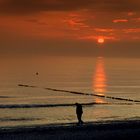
top-left (98, 38), bottom-right (104, 44)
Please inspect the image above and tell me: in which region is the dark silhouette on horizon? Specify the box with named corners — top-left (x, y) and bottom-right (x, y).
top-left (75, 103), bottom-right (83, 125)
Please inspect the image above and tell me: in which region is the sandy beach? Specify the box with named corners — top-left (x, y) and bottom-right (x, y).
top-left (0, 120), bottom-right (140, 140)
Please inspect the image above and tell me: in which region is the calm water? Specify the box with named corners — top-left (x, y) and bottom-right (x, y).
top-left (0, 56), bottom-right (140, 127)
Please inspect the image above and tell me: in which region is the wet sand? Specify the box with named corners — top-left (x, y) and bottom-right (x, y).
top-left (0, 120), bottom-right (140, 140)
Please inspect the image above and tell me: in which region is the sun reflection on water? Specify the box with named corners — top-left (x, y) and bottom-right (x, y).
top-left (93, 57), bottom-right (107, 103)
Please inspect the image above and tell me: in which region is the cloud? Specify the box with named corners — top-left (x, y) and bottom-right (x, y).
top-left (122, 28), bottom-right (140, 33)
top-left (131, 17), bottom-right (140, 22)
top-left (0, 0), bottom-right (140, 15)
top-left (127, 12), bottom-right (136, 16)
top-left (113, 19), bottom-right (128, 23)
top-left (64, 14), bottom-right (89, 30)
top-left (94, 28), bottom-right (115, 32)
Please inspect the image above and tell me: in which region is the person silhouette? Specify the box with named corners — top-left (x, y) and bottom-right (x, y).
top-left (75, 103), bottom-right (83, 124)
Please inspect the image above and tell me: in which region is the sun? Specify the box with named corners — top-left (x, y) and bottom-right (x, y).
top-left (98, 38), bottom-right (105, 44)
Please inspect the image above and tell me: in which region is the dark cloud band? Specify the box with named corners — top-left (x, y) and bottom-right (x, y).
top-left (0, 0), bottom-right (139, 15)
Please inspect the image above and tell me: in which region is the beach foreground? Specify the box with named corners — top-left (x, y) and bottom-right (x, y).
top-left (0, 120), bottom-right (140, 140)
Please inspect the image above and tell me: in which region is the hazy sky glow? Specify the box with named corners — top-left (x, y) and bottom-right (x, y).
top-left (0, 0), bottom-right (140, 57)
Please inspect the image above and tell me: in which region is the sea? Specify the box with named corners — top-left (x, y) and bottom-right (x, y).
top-left (0, 56), bottom-right (140, 128)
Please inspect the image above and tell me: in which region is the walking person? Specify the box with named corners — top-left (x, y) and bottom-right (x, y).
top-left (75, 103), bottom-right (83, 125)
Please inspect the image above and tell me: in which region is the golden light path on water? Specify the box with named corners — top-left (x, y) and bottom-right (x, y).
top-left (93, 57), bottom-right (107, 103)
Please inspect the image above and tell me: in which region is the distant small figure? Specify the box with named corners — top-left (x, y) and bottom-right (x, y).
top-left (36, 72), bottom-right (39, 75)
top-left (75, 103), bottom-right (83, 125)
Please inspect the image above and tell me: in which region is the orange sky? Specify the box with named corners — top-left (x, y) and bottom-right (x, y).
top-left (0, 0), bottom-right (140, 57)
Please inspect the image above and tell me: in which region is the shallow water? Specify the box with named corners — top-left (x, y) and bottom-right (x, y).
top-left (0, 56), bottom-right (140, 127)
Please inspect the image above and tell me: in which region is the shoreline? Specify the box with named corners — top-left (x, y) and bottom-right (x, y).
top-left (0, 119), bottom-right (140, 140)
